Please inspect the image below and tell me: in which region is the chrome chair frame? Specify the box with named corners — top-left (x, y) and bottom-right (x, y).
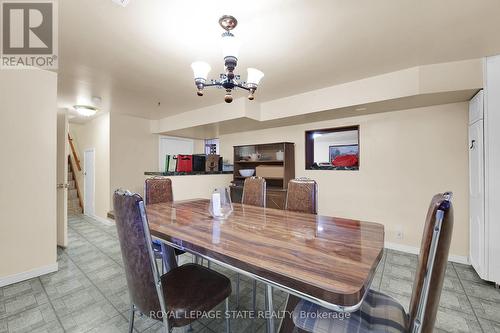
top-left (123, 196), bottom-right (171, 333)
top-left (114, 188), bottom-right (172, 333)
top-left (237, 176), bottom-right (266, 312)
top-left (411, 192), bottom-right (452, 333)
top-left (144, 177), bottom-right (186, 271)
top-left (122, 190), bottom-right (230, 333)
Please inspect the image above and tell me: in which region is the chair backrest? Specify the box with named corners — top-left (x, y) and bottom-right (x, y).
top-left (145, 177), bottom-right (173, 205)
top-left (242, 177), bottom-right (266, 207)
top-left (408, 192), bottom-right (454, 333)
top-left (285, 178), bottom-right (318, 214)
top-left (113, 190), bottom-right (172, 318)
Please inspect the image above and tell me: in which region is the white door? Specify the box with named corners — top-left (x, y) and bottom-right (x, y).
top-left (84, 149), bottom-right (95, 217)
top-left (56, 111), bottom-right (68, 247)
top-left (469, 120), bottom-right (485, 278)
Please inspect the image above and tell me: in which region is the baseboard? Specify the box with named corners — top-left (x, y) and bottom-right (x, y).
top-left (86, 213), bottom-right (114, 226)
top-left (448, 255), bottom-right (470, 265)
top-left (0, 262), bottom-right (58, 288)
top-left (385, 242), bottom-right (470, 265)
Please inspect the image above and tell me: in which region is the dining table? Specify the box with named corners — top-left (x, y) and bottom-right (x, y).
top-left (146, 199), bottom-right (385, 333)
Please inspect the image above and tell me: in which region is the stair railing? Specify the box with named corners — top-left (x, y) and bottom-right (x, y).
top-left (68, 133), bottom-right (81, 171)
top-left (68, 133), bottom-right (84, 212)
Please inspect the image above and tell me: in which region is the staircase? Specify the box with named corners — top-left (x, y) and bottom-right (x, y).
top-left (67, 163), bottom-right (82, 215)
top-left (67, 133), bottom-right (84, 216)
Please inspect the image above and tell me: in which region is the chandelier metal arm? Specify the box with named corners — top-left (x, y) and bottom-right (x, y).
top-left (236, 84), bottom-right (252, 91)
top-left (202, 81), bottom-right (252, 91)
top-left (203, 82), bottom-right (222, 87)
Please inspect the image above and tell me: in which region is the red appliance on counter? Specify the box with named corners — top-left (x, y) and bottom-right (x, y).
top-left (332, 154), bottom-right (358, 167)
top-left (176, 155), bottom-right (193, 172)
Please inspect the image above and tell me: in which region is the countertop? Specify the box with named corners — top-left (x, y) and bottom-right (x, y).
top-left (144, 171), bottom-right (233, 176)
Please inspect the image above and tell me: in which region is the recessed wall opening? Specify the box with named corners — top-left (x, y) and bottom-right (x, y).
top-left (305, 125), bottom-right (360, 170)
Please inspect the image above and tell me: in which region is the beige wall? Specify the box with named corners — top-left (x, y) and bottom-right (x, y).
top-left (110, 114), bottom-right (214, 201)
top-left (0, 69), bottom-right (58, 281)
top-left (70, 114), bottom-right (110, 220)
top-left (219, 103), bottom-right (469, 257)
top-left (110, 114), bottom-right (159, 203)
top-left (71, 113), bottom-right (205, 212)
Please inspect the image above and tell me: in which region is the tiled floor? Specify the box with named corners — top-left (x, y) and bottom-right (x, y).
top-left (1, 214), bottom-right (500, 333)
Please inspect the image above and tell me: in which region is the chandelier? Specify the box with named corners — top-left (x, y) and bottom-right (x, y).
top-left (191, 15), bottom-right (264, 103)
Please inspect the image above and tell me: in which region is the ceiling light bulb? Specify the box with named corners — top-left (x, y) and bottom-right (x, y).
top-left (191, 61), bottom-right (211, 80)
top-left (221, 33), bottom-right (241, 59)
top-left (74, 105), bottom-right (98, 117)
top-left (247, 68), bottom-right (264, 85)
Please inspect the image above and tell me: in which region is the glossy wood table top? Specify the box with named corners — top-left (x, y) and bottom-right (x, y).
top-left (146, 199), bottom-right (384, 308)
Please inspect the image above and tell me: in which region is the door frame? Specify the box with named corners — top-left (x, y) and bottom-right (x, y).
top-left (83, 148), bottom-right (96, 217)
top-left (56, 111), bottom-right (68, 247)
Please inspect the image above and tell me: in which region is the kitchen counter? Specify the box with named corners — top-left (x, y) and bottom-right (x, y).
top-left (143, 172), bottom-right (233, 202)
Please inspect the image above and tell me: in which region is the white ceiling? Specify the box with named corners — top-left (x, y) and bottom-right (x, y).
top-left (58, 0), bottom-right (500, 120)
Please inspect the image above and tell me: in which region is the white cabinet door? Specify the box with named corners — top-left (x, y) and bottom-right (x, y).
top-left (469, 90), bottom-right (484, 125)
top-left (469, 120), bottom-right (485, 278)
top-left (485, 55), bottom-right (500, 284)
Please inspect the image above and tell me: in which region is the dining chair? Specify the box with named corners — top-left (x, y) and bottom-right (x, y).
top-left (144, 177), bottom-right (174, 204)
top-left (114, 189), bottom-right (232, 333)
top-left (144, 177), bottom-right (185, 261)
top-left (285, 178), bottom-right (318, 214)
top-left (292, 192), bottom-right (454, 333)
top-left (238, 176), bottom-right (266, 310)
top-left (242, 176), bottom-right (266, 207)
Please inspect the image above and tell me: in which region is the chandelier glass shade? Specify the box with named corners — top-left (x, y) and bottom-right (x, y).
top-left (191, 61), bottom-right (211, 81)
top-left (191, 15), bottom-right (264, 103)
top-left (247, 68), bottom-right (265, 86)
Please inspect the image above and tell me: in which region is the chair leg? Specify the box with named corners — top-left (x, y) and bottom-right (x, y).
top-left (162, 319), bottom-right (170, 333)
top-left (128, 304), bottom-right (135, 333)
top-left (252, 280), bottom-right (257, 313)
top-left (279, 294), bottom-right (301, 333)
top-left (265, 285), bottom-right (275, 333)
top-left (236, 274), bottom-right (240, 309)
top-left (225, 297), bottom-right (231, 333)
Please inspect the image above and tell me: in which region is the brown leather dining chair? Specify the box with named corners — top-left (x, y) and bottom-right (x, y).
top-left (144, 177), bottom-right (185, 260)
top-left (114, 190), bottom-right (232, 333)
top-left (286, 178), bottom-right (318, 214)
top-left (144, 177), bottom-right (174, 205)
top-left (292, 192), bottom-right (454, 333)
top-left (237, 176), bottom-right (266, 310)
top-left (242, 176), bottom-right (266, 207)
